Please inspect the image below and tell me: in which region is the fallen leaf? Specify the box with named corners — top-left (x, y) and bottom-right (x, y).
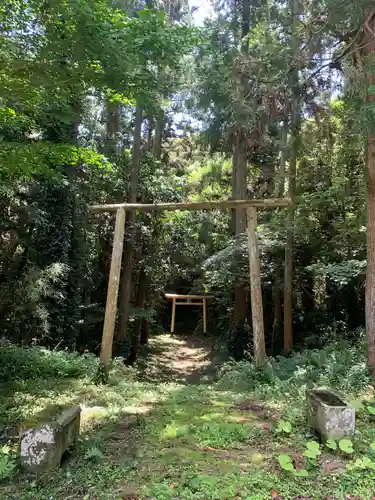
top-left (272, 490), bottom-right (279, 498)
top-left (169, 483), bottom-right (175, 489)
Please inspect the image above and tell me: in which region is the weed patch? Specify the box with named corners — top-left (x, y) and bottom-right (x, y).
top-left (0, 344), bottom-right (98, 383)
top-left (0, 336), bottom-right (374, 499)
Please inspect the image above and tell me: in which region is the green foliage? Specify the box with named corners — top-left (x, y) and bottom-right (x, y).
top-left (276, 419), bottom-right (292, 434)
top-left (303, 441), bottom-right (321, 460)
top-left (2, 335), bottom-right (375, 497)
top-left (190, 421), bottom-right (257, 448)
top-left (294, 468), bottom-right (309, 477)
top-left (83, 446), bottom-right (104, 462)
top-left (1, 0), bottom-right (375, 492)
top-left (348, 456), bottom-right (375, 471)
top-left (307, 261), bottom-right (366, 288)
top-left (0, 343), bottom-right (98, 382)
top-left (0, 141), bottom-right (109, 190)
top-left (326, 439), bottom-right (338, 451)
top-left (277, 454), bottom-right (309, 477)
top-left (339, 439), bottom-right (355, 454)
top-left (0, 0), bottom-right (198, 350)
top-left (216, 339), bottom-right (370, 394)
top-left (278, 454), bottom-right (294, 472)
top-left (0, 0), bottom-right (372, 366)
top-left (349, 400), bottom-right (365, 411)
top-left (0, 446), bottom-right (16, 482)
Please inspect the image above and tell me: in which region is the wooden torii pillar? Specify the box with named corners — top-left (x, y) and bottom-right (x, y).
top-left (89, 198), bottom-right (291, 378)
top-left (247, 207), bottom-right (266, 366)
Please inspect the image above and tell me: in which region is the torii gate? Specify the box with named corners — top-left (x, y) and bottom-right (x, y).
top-left (89, 198), bottom-right (291, 377)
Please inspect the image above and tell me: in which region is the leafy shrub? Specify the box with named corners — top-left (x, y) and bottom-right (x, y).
top-left (0, 344), bottom-right (98, 382)
top-left (216, 359), bottom-right (267, 392)
top-left (216, 336), bottom-right (370, 394)
top-left (0, 446), bottom-right (16, 482)
top-left (0, 263), bottom-right (69, 344)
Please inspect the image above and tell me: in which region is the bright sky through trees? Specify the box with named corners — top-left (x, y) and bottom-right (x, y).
top-left (192, 0), bottom-right (213, 25)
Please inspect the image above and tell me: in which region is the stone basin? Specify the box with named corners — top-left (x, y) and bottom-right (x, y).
top-left (20, 406), bottom-right (81, 474)
top-left (306, 388), bottom-right (355, 441)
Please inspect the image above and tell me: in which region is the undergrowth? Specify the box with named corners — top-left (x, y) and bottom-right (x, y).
top-left (0, 344), bottom-right (98, 383)
top-left (217, 337), bottom-right (370, 395)
top-left (0, 335), bottom-right (374, 499)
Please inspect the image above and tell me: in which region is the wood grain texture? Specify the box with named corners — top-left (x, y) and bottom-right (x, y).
top-left (100, 208), bottom-right (126, 368)
top-left (247, 207), bottom-right (266, 366)
top-left (89, 198), bottom-right (292, 213)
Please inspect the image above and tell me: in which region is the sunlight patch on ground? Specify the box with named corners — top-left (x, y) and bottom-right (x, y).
top-left (2, 336), bottom-right (375, 498)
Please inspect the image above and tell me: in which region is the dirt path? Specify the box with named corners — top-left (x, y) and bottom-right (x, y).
top-left (137, 333), bottom-right (219, 384)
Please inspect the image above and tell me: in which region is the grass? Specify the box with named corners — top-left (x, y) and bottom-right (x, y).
top-left (1, 334), bottom-right (375, 499)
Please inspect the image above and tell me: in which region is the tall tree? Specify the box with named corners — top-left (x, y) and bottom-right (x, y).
top-left (153, 109), bottom-right (165, 158)
top-left (118, 104), bottom-right (143, 341)
top-left (284, 0), bottom-right (300, 354)
top-left (232, 0), bottom-right (250, 330)
top-left (119, 0), bottom-right (193, 346)
top-left (104, 100), bottom-right (121, 160)
top-left (363, 9), bottom-right (375, 377)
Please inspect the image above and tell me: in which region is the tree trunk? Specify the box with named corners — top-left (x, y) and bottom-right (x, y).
top-left (141, 317), bottom-right (149, 345)
top-left (231, 152), bottom-right (238, 235)
top-left (105, 100), bottom-right (121, 159)
top-left (147, 117), bottom-right (153, 152)
top-left (232, 0), bottom-right (250, 330)
top-left (127, 265), bottom-right (148, 364)
top-left (241, 0), bottom-right (250, 42)
top-left (233, 134), bottom-right (248, 328)
top-left (283, 0), bottom-right (300, 354)
top-left (138, 105), bottom-right (165, 347)
top-left (272, 262), bottom-right (282, 353)
top-left (118, 104), bottom-right (143, 341)
top-left (129, 109), bottom-right (164, 355)
top-left (364, 10), bottom-right (375, 377)
top-left (277, 118), bottom-right (288, 197)
top-left (153, 111), bottom-right (164, 159)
